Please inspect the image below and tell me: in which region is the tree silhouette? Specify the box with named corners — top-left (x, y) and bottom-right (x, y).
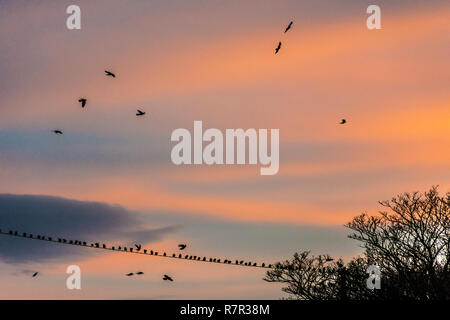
top-left (264, 186), bottom-right (450, 300)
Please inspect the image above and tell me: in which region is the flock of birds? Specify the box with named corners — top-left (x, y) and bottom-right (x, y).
top-left (51, 20), bottom-right (347, 137)
top-left (13, 20), bottom-right (348, 286)
top-left (275, 21), bottom-right (347, 125)
top-left (52, 70), bottom-right (146, 135)
top-left (0, 228), bottom-right (275, 283)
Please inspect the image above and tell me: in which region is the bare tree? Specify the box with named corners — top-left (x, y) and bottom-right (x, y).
top-left (264, 187), bottom-right (450, 300)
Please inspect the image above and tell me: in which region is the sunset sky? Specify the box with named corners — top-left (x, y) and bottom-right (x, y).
top-left (0, 0), bottom-right (449, 299)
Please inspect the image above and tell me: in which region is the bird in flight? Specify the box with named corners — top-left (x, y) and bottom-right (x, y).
top-left (105, 70), bottom-right (116, 78)
top-left (136, 109), bottom-right (146, 116)
top-left (136, 271), bottom-right (144, 275)
top-left (163, 274), bottom-right (174, 282)
top-left (135, 244), bottom-right (142, 251)
top-left (125, 273), bottom-right (134, 276)
top-left (339, 119), bottom-right (347, 124)
top-left (78, 98), bottom-right (87, 108)
top-left (275, 42), bottom-right (282, 54)
top-left (52, 130), bottom-right (63, 135)
top-left (32, 272), bottom-right (39, 278)
top-left (178, 244), bottom-right (187, 250)
top-left (284, 21), bottom-right (293, 33)
top-left (325, 258), bottom-right (334, 262)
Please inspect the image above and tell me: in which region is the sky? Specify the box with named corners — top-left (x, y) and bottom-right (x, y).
top-left (0, 0), bottom-right (449, 299)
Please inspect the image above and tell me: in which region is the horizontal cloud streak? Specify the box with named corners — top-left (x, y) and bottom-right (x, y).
top-left (0, 194), bottom-right (178, 263)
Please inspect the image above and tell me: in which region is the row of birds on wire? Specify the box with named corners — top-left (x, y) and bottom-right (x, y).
top-left (0, 228), bottom-right (276, 282)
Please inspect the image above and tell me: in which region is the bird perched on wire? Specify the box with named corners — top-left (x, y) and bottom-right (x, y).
top-left (78, 98), bottom-right (87, 108)
top-left (284, 21), bottom-right (293, 33)
top-left (178, 244), bottom-right (187, 250)
top-left (275, 42), bottom-right (282, 54)
top-left (163, 275), bottom-right (174, 282)
top-left (135, 244), bottom-right (142, 251)
top-left (104, 70), bottom-right (115, 78)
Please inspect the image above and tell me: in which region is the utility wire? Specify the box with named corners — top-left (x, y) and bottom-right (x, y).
top-left (0, 228), bottom-right (274, 269)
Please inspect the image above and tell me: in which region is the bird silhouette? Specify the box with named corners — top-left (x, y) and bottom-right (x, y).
top-left (78, 98), bottom-right (87, 108)
top-left (275, 42), bottom-right (282, 54)
top-left (136, 271), bottom-right (144, 275)
top-left (135, 244), bottom-right (142, 251)
top-left (178, 244), bottom-right (187, 250)
top-left (163, 275), bottom-right (174, 282)
top-left (339, 119), bottom-right (347, 124)
top-left (32, 272), bottom-right (38, 278)
top-left (126, 273), bottom-right (134, 276)
top-left (136, 109), bottom-right (146, 116)
top-left (325, 258), bottom-right (334, 262)
top-left (105, 70), bottom-right (115, 78)
top-left (52, 130), bottom-right (63, 135)
top-left (284, 21), bottom-right (293, 33)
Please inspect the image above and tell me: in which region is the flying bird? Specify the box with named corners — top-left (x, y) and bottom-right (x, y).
top-left (178, 244), bottom-right (187, 250)
top-left (284, 21), bottom-right (293, 33)
top-left (136, 272), bottom-right (144, 275)
top-left (136, 109), bottom-right (146, 116)
top-left (163, 275), bottom-right (174, 282)
top-left (339, 119), bottom-right (347, 124)
top-left (135, 244), bottom-right (142, 251)
top-left (126, 273), bottom-right (134, 276)
top-left (52, 130), bottom-right (63, 135)
top-left (78, 98), bottom-right (87, 108)
top-left (32, 272), bottom-right (39, 278)
top-left (275, 42), bottom-right (282, 54)
top-left (105, 70), bottom-right (116, 78)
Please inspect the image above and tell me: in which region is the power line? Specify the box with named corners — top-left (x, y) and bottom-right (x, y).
top-left (0, 228), bottom-right (274, 269)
